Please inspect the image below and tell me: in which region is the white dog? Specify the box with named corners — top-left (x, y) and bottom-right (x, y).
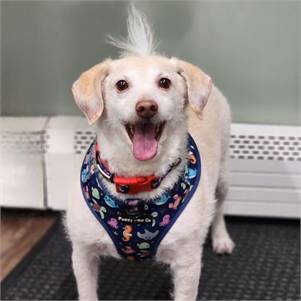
top-left (66, 6), bottom-right (234, 301)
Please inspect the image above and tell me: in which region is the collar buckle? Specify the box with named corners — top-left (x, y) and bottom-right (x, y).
top-left (114, 175), bottom-right (157, 194)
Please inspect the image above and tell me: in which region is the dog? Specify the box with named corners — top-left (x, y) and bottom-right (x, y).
top-left (66, 6), bottom-right (234, 301)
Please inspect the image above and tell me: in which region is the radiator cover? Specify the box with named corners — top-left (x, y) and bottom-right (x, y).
top-left (1, 117), bottom-right (300, 218)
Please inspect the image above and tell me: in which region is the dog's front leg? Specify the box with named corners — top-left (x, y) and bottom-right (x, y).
top-left (72, 244), bottom-right (99, 301)
top-left (170, 243), bottom-right (202, 301)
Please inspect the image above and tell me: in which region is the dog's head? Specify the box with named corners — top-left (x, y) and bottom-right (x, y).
top-left (72, 6), bottom-right (212, 172)
top-left (72, 56), bottom-right (211, 162)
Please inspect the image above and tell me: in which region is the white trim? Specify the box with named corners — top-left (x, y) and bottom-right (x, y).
top-left (224, 201), bottom-right (301, 219)
top-left (229, 172), bottom-right (301, 189)
top-left (231, 123), bottom-right (301, 136)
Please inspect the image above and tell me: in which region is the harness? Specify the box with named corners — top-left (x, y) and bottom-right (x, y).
top-left (80, 134), bottom-right (201, 261)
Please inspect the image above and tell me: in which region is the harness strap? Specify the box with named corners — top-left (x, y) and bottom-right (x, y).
top-left (80, 134), bottom-right (201, 261)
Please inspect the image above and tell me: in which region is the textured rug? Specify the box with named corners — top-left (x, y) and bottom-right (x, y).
top-left (1, 216), bottom-right (300, 300)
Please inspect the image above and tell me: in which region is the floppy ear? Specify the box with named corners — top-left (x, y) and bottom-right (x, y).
top-left (171, 58), bottom-right (212, 114)
top-left (72, 59), bottom-right (111, 125)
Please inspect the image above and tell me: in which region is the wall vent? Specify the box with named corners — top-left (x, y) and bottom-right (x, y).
top-left (74, 130), bottom-right (96, 154)
top-left (230, 134), bottom-right (301, 161)
top-left (0, 131), bottom-right (46, 153)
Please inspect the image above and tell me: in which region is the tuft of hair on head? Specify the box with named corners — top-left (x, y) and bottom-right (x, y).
top-left (106, 4), bottom-right (158, 57)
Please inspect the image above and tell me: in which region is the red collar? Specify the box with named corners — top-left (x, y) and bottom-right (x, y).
top-left (95, 143), bottom-right (181, 195)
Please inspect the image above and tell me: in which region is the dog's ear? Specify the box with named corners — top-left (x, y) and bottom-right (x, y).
top-left (171, 58), bottom-right (212, 114)
top-left (72, 59), bottom-right (111, 125)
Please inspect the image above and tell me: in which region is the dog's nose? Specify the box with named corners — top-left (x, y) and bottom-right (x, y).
top-left (135, 100), bottom-right (158, 119)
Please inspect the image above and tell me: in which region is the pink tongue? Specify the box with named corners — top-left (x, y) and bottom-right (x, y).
top-left (133, 123), bottom-right (158, 161)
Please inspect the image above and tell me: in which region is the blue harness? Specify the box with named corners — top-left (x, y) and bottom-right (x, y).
top-left (80, 134), bottom-right (201, 261)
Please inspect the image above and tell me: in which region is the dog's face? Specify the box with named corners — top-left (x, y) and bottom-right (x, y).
top-left (103, 56), bottom-right (189, 161)
top-left (72, 56), bottom-right (212, 162)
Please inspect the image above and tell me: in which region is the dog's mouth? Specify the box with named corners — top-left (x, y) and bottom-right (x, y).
top-left (125, 121), bottom-right (166, 161)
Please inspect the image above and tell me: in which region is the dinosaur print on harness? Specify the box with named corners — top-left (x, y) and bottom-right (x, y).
top-left (80, 134), bottom-right (201, 261)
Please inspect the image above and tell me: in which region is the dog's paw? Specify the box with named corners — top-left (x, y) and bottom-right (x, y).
top-left (212, 236), bottom-right (235, 254)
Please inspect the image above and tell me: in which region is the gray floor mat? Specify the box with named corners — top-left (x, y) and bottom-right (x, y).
top-left (1, 216), bottom-right (300, 300)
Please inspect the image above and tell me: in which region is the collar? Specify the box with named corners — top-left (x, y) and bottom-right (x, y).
top-left (95, 144), bottom-right (182, 195)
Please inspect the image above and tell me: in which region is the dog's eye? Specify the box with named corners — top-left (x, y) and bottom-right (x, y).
top-left (158, 78), bottom-right (171, 90)
top-left (115, 80), bottom-right (129, 92)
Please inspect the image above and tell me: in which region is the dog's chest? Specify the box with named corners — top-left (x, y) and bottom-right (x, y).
top-left (80, 135), bottom-right (201, 261)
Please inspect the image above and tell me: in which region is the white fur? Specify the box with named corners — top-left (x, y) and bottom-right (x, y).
top-left (106, 4), bottom-right (157, 57)
top-left (67, 6), bottom-right (234, 301)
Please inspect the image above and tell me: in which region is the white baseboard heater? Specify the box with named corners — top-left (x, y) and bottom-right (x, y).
top-left (1, 116), bottom-right (300, 218)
